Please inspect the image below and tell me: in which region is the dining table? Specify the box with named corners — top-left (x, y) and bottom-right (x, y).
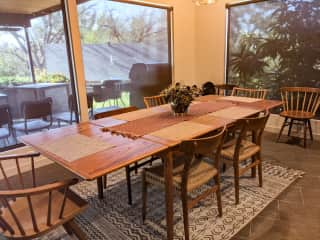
top-left (20, 95), bottom-right (282, 240)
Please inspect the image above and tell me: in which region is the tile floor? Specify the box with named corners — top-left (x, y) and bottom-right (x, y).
top-left (232, 132), bottom-right (320, 240)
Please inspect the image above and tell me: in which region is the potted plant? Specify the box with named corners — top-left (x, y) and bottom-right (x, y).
top-left (162, 83), bottom-right (195, 116)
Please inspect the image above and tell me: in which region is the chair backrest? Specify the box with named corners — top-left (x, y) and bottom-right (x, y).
top-left (0, 105), bottom-right (12, 128)
top-left (231, 87), bottom-right (268, 99)
top-left (178, 126), bottom-right (226, 186)
top-left (232, 112), bottom-right (270, 161)
top-left (216, 84), bottom-right (238, 96)
top-left (143, 95), bottom-right (166, 108)
top-left (280, 87), bottom-right (320, 114)
top-left (202, 81), bottom-right (216, 95)
top-left (21, 98), bottom-right (52, 120)
top-left (94, 106), bottom-right (138, 119)
top-left (0, 153), bottom-right (79, 238)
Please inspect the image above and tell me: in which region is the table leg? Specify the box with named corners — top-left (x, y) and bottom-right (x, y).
top-left (97, 177), bottom-right (104, 199)
top-left (164, 151), bottom-right (174, 240)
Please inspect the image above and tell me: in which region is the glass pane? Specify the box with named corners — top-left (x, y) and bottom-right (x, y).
top-left (77, 0), bottom-right (172, 113)
top-left (227, 0), bottom-right (320, 100)
top-left (0, 3), bottom-right (77, 150)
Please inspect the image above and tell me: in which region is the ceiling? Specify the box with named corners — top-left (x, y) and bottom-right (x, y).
top-left (0, 0), bottom-right (60, 15)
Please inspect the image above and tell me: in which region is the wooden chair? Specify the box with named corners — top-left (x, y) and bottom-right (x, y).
top-left (13, 98), bottom-right (53, 135)
top-left (94, 106), bottom-right (154, 205)
top-left (277, 87), bottom-right (320, 148)
top-left (0, 152), bottom-right (87, 239)
top-left (231, 87), bottom-right (268, 99)
top-left (216, 84), bottom-right (238, 96)
top-left (94, 106), bottom-right (138, 120)
top-left (221, 112), bottom-right (270, 204)
top-left (143, 95), bottom-right (166, 108)
top-left (0, 104), bottom-right (15, 146)
top-left (142, 127), bottom-right (226, 240)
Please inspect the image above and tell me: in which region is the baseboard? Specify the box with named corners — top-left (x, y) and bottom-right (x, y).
top-left (266, 114), bottom-right (320, 140)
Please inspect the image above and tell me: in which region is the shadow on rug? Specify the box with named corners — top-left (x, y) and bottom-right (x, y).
top-left (42, 162), bottom-right (304, 240)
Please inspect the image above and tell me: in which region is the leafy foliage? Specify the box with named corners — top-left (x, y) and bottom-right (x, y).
top-left (228, 0), bottom-right (320, 99)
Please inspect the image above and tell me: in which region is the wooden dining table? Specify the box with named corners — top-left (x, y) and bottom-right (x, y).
top-left (20, 95), bottom-right (282, 240)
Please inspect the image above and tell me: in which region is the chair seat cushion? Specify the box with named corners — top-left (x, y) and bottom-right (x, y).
top-left (280, 111), bottom-right (314, 120)
top-left (13, 120), bottom-right (51, 132)
top-left (145, 157), bottom-right (218, 192)
top-left (0, 127), bottom-right (9, 139)
top-left (0, 190), bottom-right (86, 239)
top-left (221, 139), bottom-right (260, 162)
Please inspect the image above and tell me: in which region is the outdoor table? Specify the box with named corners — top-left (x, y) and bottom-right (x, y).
top-left (8, 82), bottom-right (70, 100)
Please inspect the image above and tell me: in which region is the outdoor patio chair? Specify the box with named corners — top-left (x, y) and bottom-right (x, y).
top-left (142, 126), bottom-right (226, 240)
top-left (221, 112), bottom-right (270, 204)
top-left (277, 87), bottom-right (320, 148)
top-left (54, 95), bottom-right (77, 127)
top-left (0, 104), bottom-right (15, 146)
top-left (231, 87), bottom-right (268, 99)
top-left (13, 98), bottom-right (53, 135)
top-left (0, 152), bottom-right (87, 239)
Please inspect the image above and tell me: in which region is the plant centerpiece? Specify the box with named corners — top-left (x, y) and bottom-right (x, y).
top-left (162, 83), bottom-right (195, 115)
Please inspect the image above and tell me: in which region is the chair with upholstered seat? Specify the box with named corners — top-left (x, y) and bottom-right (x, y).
top-left (143, 95), bottom-right (166, 108)
top-left (0, 104), bottom-right (15, 146)
top-left (221, 112), bottom-right (270, 204)
top-left (13, 98), bottom-right (53, 135)
top-left (0, 152), bottom-right (87, 239)
top-left (231, 87), bottom-right (268, 99)
top-left (142, 127), bottom-right (226, 240)
top-left (277, 87), bottom-right (320, 148)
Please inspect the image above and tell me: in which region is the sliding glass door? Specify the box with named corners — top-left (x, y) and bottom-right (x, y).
top-left (0, 1), bottom-right (77, 150)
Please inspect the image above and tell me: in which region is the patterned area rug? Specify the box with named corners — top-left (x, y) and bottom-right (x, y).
top-left (42, 162), bottom-right (304, 240)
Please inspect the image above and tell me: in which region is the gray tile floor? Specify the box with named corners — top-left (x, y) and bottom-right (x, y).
top-left (232, 132), bottom-right (320, 240)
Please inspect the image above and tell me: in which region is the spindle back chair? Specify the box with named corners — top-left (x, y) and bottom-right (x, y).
top-left (277, 87), bottom-right (320, 147)
top-left (231, 87), bottom-right (268, 99)
top-left (143, 95), bottom-right (166, 108)
top-left (0, 153), bottom-right (87, 239)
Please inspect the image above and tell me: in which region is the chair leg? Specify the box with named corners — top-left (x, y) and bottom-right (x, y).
top-left (257, 154), bottom-right (263, 187)
top-left (181, 191), bottom-right (190, 240)
top-left (234, 164), bottom-right (240, 205)
top-left (303, 120), bottom-right (308, 148)
top-left (251, 156), bottom-right (256, 178)
top-left (142, 171), bottom-right (148, 222)
top-left (134, 162), bottom-right (138, 174)
top-left (63, 219), bottom-right (86, 240)
top-left (288, 119), bottom-right (294, 137)
top-left (214, 175), bottom-right (223, 217)
top-left (277, 117), bottom-right (288, 142)
top-left (308, 120), bottom-right (313, 141)
top-left (103, 175), bottom-right (107, 189)
top-left (125, 166), bottom-right (132, 205)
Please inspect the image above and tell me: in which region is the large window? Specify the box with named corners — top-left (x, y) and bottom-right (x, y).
top-left (76, 0), bottom-right (172, 110)
top-left (226, 0), bottom-right (320, 100)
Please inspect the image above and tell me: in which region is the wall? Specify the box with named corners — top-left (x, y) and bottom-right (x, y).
top-left (144, 0), bottom-right (197, 86)
top-left (194, 0), bottom-right (237, 86)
